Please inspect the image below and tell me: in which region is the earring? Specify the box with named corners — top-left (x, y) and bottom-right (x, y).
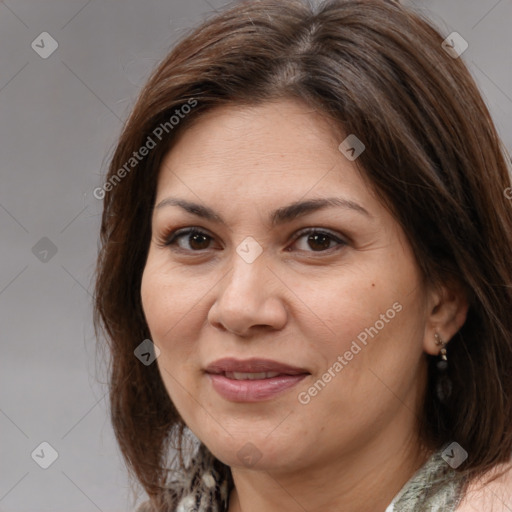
top-left (434, 332), bottom-right (448, 370)
top-left (434, 332), bottom-right (452, 403)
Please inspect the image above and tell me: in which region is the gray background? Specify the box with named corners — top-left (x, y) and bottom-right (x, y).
top-left (1, 0), bottom-right (511, 511)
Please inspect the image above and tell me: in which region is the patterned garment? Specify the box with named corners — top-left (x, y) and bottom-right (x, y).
top-left (385, 450), bottom-right (464, 512)
top-left (137, 443), bottom-right (464, 512)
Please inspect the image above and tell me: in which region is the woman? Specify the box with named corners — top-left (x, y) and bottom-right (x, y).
top-left (93, 0), bottom-right (512, 510)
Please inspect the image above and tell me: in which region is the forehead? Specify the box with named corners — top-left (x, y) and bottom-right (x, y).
top-left (156, 99), bottom-right (361, 195)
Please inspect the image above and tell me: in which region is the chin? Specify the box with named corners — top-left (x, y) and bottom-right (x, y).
top-left (197, 428), bottom-right (300, 472)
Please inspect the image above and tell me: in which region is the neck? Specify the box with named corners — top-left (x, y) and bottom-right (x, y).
top-left (228, 429), bottom-right (432, 512)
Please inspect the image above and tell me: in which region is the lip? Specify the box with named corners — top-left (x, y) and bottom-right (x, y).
top-left (205, 357), bottom-right (308, 375)
top-left (204, 358), bottom-right (310, 402)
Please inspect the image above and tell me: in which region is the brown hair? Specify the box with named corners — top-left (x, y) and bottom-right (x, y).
top-left (93, 0), bottom-right (512, 506)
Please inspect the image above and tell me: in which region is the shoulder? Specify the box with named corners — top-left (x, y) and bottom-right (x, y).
top-left (456, 462), bottom-right (512, 512)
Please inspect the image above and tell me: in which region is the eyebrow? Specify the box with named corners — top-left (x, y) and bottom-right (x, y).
top-left (154, 196), bottom-right (371, 226)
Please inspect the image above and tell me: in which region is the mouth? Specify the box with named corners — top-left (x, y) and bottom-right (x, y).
top-left (204, 358), bottom-right (310, 402)
top-left (205, 357), bottom-right (309, 375)
top-left (223, 371), bottom-right (289, 380)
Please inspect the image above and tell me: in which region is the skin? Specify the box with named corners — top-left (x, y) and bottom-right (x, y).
top-left (457, 464), bottom-right (512, 512)
top-left (140, 99), bottom-right (468, 512)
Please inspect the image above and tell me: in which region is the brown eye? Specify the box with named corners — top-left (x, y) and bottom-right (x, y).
top-left (161, 227), bottom-right (346, 255)
top-left (165, 229), bottom-right (213, 251)
top-left (291, 229), bottom-right (346, 253)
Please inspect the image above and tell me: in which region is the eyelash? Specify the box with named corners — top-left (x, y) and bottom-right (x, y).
top-left (157, 226), bottom-right (347, 255)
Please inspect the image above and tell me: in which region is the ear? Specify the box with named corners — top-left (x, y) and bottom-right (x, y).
top-left (423, 279), bottom-right (469, 356)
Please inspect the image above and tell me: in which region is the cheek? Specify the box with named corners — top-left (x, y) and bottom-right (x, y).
top-left (296, 285), bottom-right (427, 454)
top-left (296, 270), bottom-right (409, 355)
top-left (140, 263), bottom-right (199, 424)
top-left (141, 264), bottom-right (171, 341)
top-left (140, 256), bottom-right (212, 402)
top-left (298, 251), bottom-right (427, 391)
top-left (140, 259), bottom-right (198, 372)
top-left (141, 252), bottom-right (199, 337)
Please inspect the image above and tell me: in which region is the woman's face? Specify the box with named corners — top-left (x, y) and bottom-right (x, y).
top-left (141, 99), bottom-right (433, 472)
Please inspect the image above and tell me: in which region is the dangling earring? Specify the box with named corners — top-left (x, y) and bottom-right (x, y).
top-left (434, 332), bottom-right (448, 370)
top-left (434, 332), bottom-right (452, 403)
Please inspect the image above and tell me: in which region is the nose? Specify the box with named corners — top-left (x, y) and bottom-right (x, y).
top-left (207, 252), bottom-right (288, 337)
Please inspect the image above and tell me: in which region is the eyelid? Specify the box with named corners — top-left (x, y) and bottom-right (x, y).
top-left (292, 227), bottom-right (347, 244)
top-left (158, 225), bottom-right (348, 253)
top-left (157, 226), bottom-right (216, 249)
